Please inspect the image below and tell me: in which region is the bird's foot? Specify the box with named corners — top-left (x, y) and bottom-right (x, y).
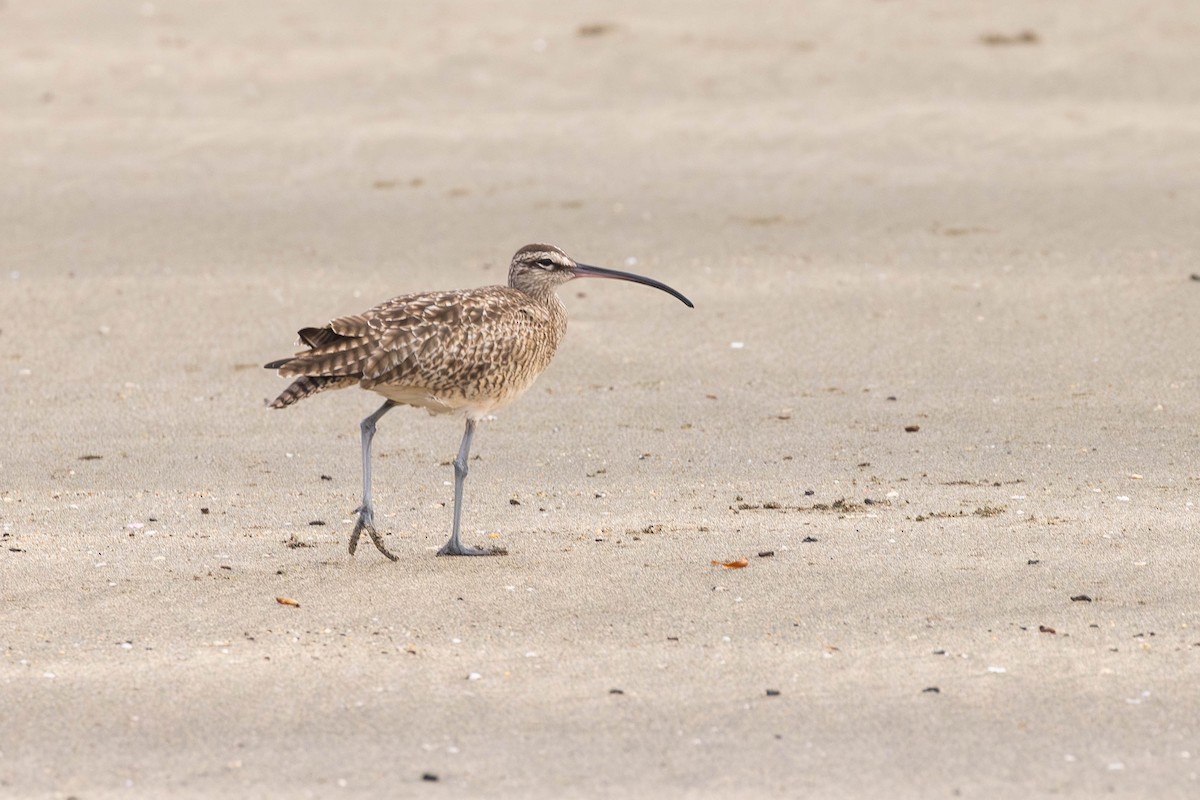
top-left (349, 507), bottom-right (399, 562)
top-left (436, 540), bottom-right (507, 557)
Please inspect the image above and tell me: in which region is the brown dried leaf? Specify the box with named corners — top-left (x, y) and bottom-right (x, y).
top-left (275, 596), bottom-right (300, 608)
top-left (711, 559), bottom-right (749, 569)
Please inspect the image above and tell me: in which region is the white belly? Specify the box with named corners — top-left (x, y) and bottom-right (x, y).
top-left (371, 384), bottom-right (519, 421)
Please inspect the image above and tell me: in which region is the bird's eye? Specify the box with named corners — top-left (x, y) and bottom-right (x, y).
top-left (536, 258), bottom-right (555, 269)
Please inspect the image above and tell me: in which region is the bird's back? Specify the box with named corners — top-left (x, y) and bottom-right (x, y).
top-left (266, 285), bottom-right (567, 417)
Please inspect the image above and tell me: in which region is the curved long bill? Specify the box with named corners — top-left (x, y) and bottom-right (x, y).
top-left (572, 263), bottom-right (694, 308)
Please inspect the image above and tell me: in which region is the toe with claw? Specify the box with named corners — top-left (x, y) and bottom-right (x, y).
top-left (436, 540), bottom-right (506, 557)
top-left (349, 506), bottom-right (399, 562)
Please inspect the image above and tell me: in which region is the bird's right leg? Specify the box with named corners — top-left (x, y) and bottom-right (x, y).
top-left (349, 400), bottom-right (399, 561)
top-left (437, 418), bottom-right (503, 556)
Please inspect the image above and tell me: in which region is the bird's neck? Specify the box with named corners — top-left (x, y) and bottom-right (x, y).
top-left (509, 279), bottom-right (568, 334)
top-left (516, 281), bottom-right (562, 307)
top-left (544, 289), bottom-right (568, 329)
top-left (525, 286), bottom-right (568, 337)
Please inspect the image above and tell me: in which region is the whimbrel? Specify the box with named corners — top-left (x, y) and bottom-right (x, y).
top-left (265, 244), bottom-right (693, 560)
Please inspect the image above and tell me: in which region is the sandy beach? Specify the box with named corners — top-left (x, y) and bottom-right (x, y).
top-left (3, 1), bottom-right (1199, 797)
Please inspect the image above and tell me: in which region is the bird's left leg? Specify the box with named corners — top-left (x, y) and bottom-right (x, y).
top-left (349, 400), bottom-right (399, 561)
top-left (438, 418), bottom-right (503, 556)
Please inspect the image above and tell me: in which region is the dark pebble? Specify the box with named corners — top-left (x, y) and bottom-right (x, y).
top-left (1070, 594), bottom-right (1093, 602)
top-left (308, 520), bottom-right (326, 526)
top-left (757, 550), bottom-right (775, 558)
top-left (200, 508), bottom-right (210, 515)
top-left (804, 489), bottom-right (815, 496)
top-left (1027, 559), bottom-right (1040, 565)
top-left (904, 424), bottom-right (921, 433)
top-left (765, 689), bottom-right (781, 697)
top-left (802, 536), bottom-right (818, 543)
top-left (421, 773), bottom-right (439, 782)
top-left (923, 687), bottom-right (941, 694)
top-left (609, 688), bottom-right (624, 695)
top-left (509, 498), bottom-right (521, 505)
top-left (320, 474), bottom-right (333, 481)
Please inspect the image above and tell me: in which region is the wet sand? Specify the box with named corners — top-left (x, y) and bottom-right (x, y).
top-left (3, 2), bottom-right (1199, 797)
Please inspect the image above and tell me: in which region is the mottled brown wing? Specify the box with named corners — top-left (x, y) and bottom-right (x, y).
top-left (271, 287), bottom-right (549, 390)
top-left (271, 319), bottom-right (373, 378)
top-left (360, 288), bottom-right (551, 391)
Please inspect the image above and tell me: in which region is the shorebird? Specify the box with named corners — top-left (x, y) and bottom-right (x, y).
top-left (265, 243), bottom-right (693, 560)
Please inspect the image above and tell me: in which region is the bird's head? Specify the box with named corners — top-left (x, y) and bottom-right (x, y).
top-left (508, 243), bottom-right (694, 308)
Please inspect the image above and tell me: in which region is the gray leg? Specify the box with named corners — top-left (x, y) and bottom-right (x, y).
top-left (437, 419), bottom-right (501, 556)
top-left (349, 400), bottom-right (399, 561)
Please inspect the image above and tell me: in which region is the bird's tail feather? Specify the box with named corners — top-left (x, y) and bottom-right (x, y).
top-left (268, 375), bottom-right (358, 409)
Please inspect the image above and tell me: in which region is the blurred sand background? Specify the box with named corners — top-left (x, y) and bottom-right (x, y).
top-left (2, 1), bottom-right (1199, 797)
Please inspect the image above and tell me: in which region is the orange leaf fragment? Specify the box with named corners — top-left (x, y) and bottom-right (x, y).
top-left (275, 596), bottom-right (300, 608)
top-left (711, 559), bottom-right (749, 569)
